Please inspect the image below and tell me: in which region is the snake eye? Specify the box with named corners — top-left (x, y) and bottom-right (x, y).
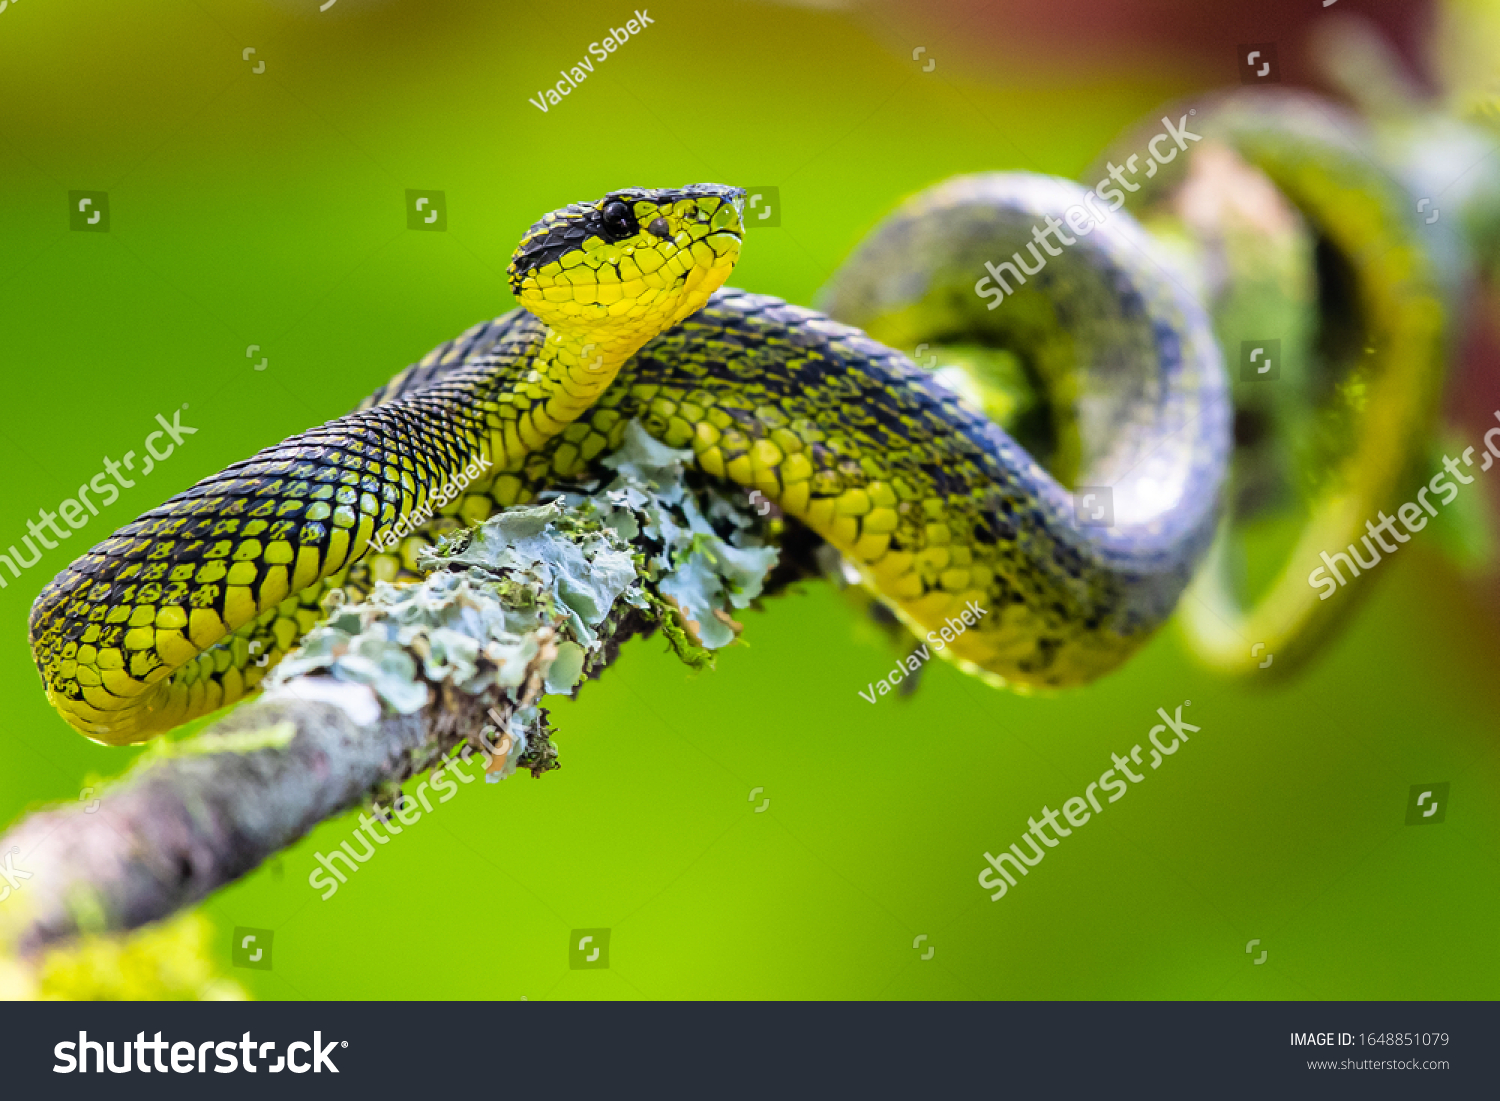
top-left (600, 200), bottom-right (636, 241)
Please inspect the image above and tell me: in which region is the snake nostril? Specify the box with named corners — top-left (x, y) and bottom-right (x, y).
top-left (647, 217), bottom-right (671, 239)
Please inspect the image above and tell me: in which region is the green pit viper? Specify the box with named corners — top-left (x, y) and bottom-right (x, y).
top-left (28, 90), bottom-right (1457, 746)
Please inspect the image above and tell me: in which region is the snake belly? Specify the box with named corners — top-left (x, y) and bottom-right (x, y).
top-left (30, 176), bottom-right (1230, 745)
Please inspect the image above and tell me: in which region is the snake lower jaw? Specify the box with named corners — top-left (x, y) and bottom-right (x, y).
top-left (49, 681), bottom-right (173, 746)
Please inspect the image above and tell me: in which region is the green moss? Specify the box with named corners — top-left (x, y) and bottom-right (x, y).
top-left (168, 722), bottom-right (300, 757)
top-left (35, 912), bottom-right (245, 1001)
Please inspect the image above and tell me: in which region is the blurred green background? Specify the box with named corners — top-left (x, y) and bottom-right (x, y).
top-left (1, 0), bottom-right (1497, 999)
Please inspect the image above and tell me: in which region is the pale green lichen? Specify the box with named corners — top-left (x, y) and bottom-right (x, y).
top-left (433, 499), bottom-right (643, 648)
top-left (569, 422), bottom-right (779, 648)
top-left (257, 421), bottom-right (780, 773)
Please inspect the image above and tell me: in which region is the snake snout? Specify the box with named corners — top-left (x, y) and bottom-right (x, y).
top-left (684, 183), bottom-right (746, 240)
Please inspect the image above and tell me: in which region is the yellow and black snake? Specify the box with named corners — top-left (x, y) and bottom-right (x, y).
top-left (30, 175), bottom-right (1233, 745)
top-left (27, 89), bottom-right (1464, 746)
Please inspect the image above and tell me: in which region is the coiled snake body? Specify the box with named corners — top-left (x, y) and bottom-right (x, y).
top-left (31, 172), bottom-right (1236, 745)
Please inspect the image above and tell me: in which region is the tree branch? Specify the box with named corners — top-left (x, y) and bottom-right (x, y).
top-left (0, 426), bottom-right (816, 994)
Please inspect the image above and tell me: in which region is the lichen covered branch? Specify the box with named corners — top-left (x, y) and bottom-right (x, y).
top-left (0, 426), bottom-right (816, 993)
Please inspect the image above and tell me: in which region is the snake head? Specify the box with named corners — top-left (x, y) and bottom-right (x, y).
top-left (508, 184), bottom-right (745, 351)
